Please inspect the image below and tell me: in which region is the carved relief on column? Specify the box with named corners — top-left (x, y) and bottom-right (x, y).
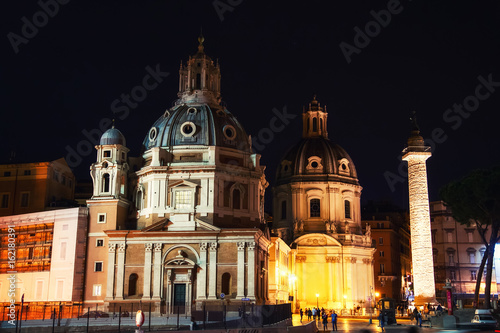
top-left (332, 256), bottom-right (340, 263)
top-left (209, 242), bottom-right (218, 251)
top-left (325, 256), bottom-right (335, 263)
top-left (200, 242), bottom-right (208, 251)
top-left (247, 241), bottom-right (256, 251)
top-left (145, 243), bottom-right (153, 252)
top-left (363, 258), bottom-right (371, 264)
top-left (237, 241), bottom-right (246, 251)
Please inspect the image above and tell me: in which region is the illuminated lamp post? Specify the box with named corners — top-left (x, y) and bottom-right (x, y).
top-left (402, 112), bottom-right (436, 306)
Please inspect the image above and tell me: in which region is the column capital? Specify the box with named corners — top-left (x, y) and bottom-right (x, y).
top-left (296, 255), bottom-right (306, 263)
top-left (154, 243), bottom-right (162, 252)
top-left (209, 242), bottom-right (218, 251)
top-left (145, 243), bottom-right (153, 252)
top-left (117, 243), bottom-right (126, 253)
top-left (200, 242), bottom-right (208, 251)
top-left (237, 241), bottom-right (246, 251)
top-left (247, 241), bottom-right (256, 251)
top-left (108, 243), bottom-right (117, 253)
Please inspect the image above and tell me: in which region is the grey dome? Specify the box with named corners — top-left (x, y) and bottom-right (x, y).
top-left (142, 103), bottom-right (251, 152)
top-left (100, 127), bottom-right (126, 146)
top-left (276, 137), bottom-right (359, 186)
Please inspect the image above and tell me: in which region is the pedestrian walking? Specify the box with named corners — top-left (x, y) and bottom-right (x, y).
top-left (308, 308), bottom-right (312, 320)
top-left (312, 307), bottom-right (317, 321)
top-left (331, 310), bottom-right (338, 331)
top-left (300, 308), bottom-right (303, 322)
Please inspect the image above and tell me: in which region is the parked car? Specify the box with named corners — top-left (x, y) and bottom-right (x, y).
top-left (471, 309), bottom-right (497, 329)
top-left (79, 311), bottom-right (110, 318)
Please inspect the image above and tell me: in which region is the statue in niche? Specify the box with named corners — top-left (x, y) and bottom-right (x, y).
top-left (365, 223), bottom-right (371, 238)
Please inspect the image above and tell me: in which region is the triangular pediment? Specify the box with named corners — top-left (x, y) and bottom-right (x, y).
top-left (141, 218), bottom-right (172, 232)
top-left (170, 180), bottom-right (198, 188)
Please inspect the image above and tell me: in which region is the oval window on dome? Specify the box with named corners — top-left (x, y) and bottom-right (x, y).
top-left (188, 107), bottom-right (197, 114)
top-left (149, 127), bottom-right (157, 142)
top-left (181, 122), bottom-right (196, 137)
top-left (223, 125), bottom-right (237, 140)
top-left (311, 161), bottom-right (319, 168)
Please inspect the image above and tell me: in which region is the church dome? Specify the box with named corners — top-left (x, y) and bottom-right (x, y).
top-left (100, 127), bottom-right (126, 146)
top-left (276, 136), bottom-right (359, 186)
top-left (142, 103), bottom-right (251, 152)
top-left (275, 96), bottom-right (359, 186)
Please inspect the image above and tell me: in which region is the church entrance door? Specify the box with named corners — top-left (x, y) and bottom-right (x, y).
top-left (173, 283), bottom-right (186, 314)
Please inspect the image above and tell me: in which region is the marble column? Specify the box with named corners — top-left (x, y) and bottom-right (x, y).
top-left (208, 242), bottom-right (217, 299)
top-left (142, 243), bottom-right (152, 300)
top-left (105, 243), bottom-right (116, 300)
top-left (152, 243), bottom-right (162, 300)
top-left (196, 243), bottom-right (208, 299)
top-left (236, 242), bottom-right (246, 298)
top-left (115, 243), bottom-right (126, 300)
top-left (247, 242), bottom-right (256, 299)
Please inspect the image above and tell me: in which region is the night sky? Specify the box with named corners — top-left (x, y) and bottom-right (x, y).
top-left (2, 0), bottom-right (500, 213)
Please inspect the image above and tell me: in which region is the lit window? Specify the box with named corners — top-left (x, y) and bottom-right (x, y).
top-left (97, 213), bottom-right (106, 223)
top-left (95, 262), bottom-right (103, 272)
top-left (310, 199), bottom-right (320, 217)
top-left (93, 284), bottom-right (102, 296)
top-left (96, 239), bottom-right (104, 247)
top-left (471, 270), bottom-right (477, 281)
top-left (175, 190), bottom-right (192, 209)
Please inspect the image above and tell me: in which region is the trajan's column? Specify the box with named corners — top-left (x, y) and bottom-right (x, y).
top-left (402, 113), bottom-right (436, 306)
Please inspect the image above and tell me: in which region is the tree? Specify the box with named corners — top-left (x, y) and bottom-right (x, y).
top-left (440, 166), bottom-right (500, 308)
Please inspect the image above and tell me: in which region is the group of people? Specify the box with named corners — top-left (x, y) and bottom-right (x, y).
top-left (299, 307), bottom-right (338, 331)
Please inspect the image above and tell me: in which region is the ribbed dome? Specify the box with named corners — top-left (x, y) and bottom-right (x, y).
top-left (276, 137), bottom-right (359, 186)
top-left (100, 127), bottom-right (126, 146)
top-left (142, 103), bottom-right (251, 152)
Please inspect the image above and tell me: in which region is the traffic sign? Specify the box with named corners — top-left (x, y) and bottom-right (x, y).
top-left (220, 293), bottom-right (225, 299)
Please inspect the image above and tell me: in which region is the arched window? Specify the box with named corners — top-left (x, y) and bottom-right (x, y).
top-left (320, 118), bottom-right (323, 132)
top-left (221, 272), bottom-right (231, 295)
top-left (281, 200), bottom-right (287, 220)
top-left (344, 200), bottom-right (351, 219)
top-left (102, 174), bottom-right (110, 193)
top-left (310, 199), bottom-right (320, 217)
top-left (232, 189), bottom-right (241, 209)
top-left (136, 190), bottom-right (142, 209)
top-left (313, 118), bottom-right (317, 132)
top-left (128, 273), bottom-right (138, 296)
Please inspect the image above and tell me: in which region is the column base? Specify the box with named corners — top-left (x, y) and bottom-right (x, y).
top-left (207, 295), bottom-right (217, 300)
top-left (414, 296), bottom-right (437, 306)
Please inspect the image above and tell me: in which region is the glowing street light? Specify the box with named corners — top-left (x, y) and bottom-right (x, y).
top-left (343, 294), bottom-right (347, 309)
top-left (375, 292), bottom-right (380, 309)
top-left (316, 293), bottom-right (319, 308)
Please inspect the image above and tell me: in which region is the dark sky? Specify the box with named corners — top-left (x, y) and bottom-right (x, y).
top-left (2, 0), bottom-right (500, 212)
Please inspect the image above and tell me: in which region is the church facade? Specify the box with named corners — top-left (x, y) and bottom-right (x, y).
top-left (84, 37), bottom-right (269, 315)
top-left (272, 97), bottom-right (375, 312)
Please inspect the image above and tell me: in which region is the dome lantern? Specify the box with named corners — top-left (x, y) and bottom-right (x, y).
top-left (302, 95), bottom-right (328, 139)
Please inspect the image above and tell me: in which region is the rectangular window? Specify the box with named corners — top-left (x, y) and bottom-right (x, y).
top-left (380, 251), bottom-right (384, 257)
top-left (450, 271), bottom-right (456, 280)
top-left (103, 150), bottom-right (111, 157)
top-left (95, 261), bottom-right (103, 272)
top-left (468, 232), bottom-right (474, 242)
top-left (344, 200), bottom-right (351, 219)
top-left (380, 263), bottom-right (385, 274)
top-left (93, 284), bottom-right (102, 296)
top-left (24, 170), bottom-right (31, 176)
top-left (4, 171), bottom-right (11, 177)
top-left (36, 280), bottom-right (44, 299)
top-left (56, 280), bottom-right (64, 299)
top-left (448, 253), bottom-right (454, 265)
top-left (471, 270), bottom-right (477, 281)
top-left (310, 199), bottom-right (320, 217)
top-left (96, 239), bottom-right (104, 247)
top-left (97, 213), bottom-right (106, 223)
top-left (1, 194), bottom-right (9, 208)
top-left (175, 190), bottom-right (192, 210)
top-left (20, 192), bottom-right (29, 207)
top-left (60, 242), bottom-right (67, 260)
top-left (379, 237), bottom-right (384, 245)
top-left (121, 152), bottom-right (125, 160)
top-left (469, 252), bottom-right (475, 264)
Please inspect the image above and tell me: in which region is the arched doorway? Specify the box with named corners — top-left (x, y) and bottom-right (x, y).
top-left (162, 250), bottom-right (197, 315)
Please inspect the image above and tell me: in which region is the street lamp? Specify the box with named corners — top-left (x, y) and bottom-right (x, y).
top-left (375, 292), bottom-right (380, 314)
top-left (316, 293), bottom-right (319, 309)
top-left (343, 295), bottom-right (347, 309)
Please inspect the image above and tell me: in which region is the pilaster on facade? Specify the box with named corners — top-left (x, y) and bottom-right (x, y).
top-left (115, 243), bottom-right (126, 300)
top-left (142, 243), bottom-right (153, 300)
top-left (105, 243), bottom-right (117, 300)
top-left (208, 242), bottom-right (218, 299)
top-left (236, 241), bottom-right (246, 298)
top-left (247, 241), bottom-right (256, 299)
top-left (196, 242), bottom-right (208, 300)
top-left (152, 243), bottom-right (162, 300)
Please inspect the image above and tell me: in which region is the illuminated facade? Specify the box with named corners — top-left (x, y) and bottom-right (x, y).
top-left (402, 119), bottom-right (436, 305)
top-left (272, 97), bottom-right (375, 312)
top-left (84, 37), bottom-right (270, 315)
top-left (0, 207), bottom-right (88, 303)
top-left (0, 158), bottom-right (76, 217)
